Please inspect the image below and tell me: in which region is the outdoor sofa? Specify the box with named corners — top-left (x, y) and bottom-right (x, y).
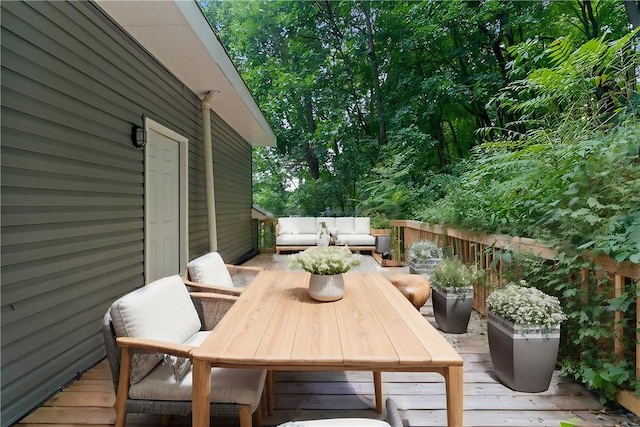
top-left (275, 216), bottom-right (376, 253)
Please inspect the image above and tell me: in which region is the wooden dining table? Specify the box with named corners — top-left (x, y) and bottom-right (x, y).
top-left (191, 270), bottom-right (464, 426)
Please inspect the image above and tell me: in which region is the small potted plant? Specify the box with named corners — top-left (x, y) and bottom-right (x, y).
top-left (430, 257), bottom-right (476, 333)
top-left (289, 247), bottom-right (362, 301)
top-left (486, 281), bottom-right (567, 392)
top-left (407, 240), bottom-right (442, 275)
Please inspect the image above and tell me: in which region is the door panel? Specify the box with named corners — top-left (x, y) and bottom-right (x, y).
top-left (145, 120), bottom-right (188, 283)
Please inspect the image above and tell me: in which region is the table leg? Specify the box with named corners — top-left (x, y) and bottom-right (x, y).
top-left (192, 359), bottom-right (211, 426)
top-left (443, 365), bottom-right (463, 427)
top-left (373, 371), bottom-right (382, 414)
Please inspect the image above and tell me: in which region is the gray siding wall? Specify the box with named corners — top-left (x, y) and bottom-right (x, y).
top-left (0, 1), bottom-right (253, 424)
top-left (211, 117), bottom-right (255, 263)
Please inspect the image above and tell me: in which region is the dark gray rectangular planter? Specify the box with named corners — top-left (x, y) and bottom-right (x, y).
top-left (487, 312), bottom-right (560, 392)
top-left (432, 287), bottom-right (473, 333)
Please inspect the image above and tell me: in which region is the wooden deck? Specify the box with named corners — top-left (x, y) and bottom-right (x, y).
top-left (18, 254), bottom-right (638, 426)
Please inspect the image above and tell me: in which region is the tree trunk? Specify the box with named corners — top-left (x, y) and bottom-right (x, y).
top-left (626, 0), bottom-right (640, 28)
top-left (304, 94), bottom-right (320, 180)
top-left (362, 2), bottom-right (387, 146)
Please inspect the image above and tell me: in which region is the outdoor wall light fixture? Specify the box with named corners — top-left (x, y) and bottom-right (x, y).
top-left (131, 125), bottom-right (147, 148)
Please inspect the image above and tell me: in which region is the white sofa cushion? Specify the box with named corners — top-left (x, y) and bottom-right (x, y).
top-left (316, 217), bottom-right (336, 229)
top-left (278, 217), bottom-right (300, 235)
top-left (110, 275), bottom-right (202, 383)
top-left (335, 217), bottom-right (355, 235)
top-left (276, 234), bottom-right (319, 246)
top-left (278, 419), bottom-right (390, 427)
top-left (187, 252), bottom-right (233, 287)
top-left (354, 217), bottom-right (371, 234)
top-left (340, 234), bottom-right (376, 246)
top-left (296, 217), bottom-right (319, 234)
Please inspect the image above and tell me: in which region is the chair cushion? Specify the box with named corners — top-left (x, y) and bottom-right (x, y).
top-left (278, 419), bottom-right (391, 427)
top-left (110, 275), bottom-right (202, 383)
top-left (129, 364), bottom-right (267, 411)
top-left (187, 252), bottom-right (233, 287)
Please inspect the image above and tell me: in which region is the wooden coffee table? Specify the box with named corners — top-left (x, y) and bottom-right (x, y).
top-left (191, 270), bottom-right (464, 426)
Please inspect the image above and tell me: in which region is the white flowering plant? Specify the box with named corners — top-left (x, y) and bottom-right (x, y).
top-left (486, 281), bottom-right (567, 328)
top-left (408, 240), bottom-right (442, 263)
top-left (289, 246), bottom-right (362, 275)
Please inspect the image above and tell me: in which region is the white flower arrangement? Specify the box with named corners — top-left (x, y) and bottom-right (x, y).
top-left (408, 240), bottom-right (442, 263)
top-left (486, 281), bottom-right (567, 328)
top-left (289, 246), bottom-right (362, 275)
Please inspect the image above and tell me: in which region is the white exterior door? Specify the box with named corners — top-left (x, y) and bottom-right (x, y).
top-left (145, 119), bottom-right (188, 283)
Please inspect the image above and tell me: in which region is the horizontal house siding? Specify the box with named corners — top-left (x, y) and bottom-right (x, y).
top-left (211, 114), bottom-right (255, 263)
top-left (0, 0), bottom-right (261, 423)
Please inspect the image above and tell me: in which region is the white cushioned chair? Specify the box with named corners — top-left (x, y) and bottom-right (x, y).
top-left (277, 398), bottom-right (402, 427)
top-left (185, 252), bottom-right (263, 296)
top-left (102, 275), bottom-right (267, 427)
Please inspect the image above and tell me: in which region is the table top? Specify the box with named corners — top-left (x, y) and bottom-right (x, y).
top-left (192, 270), bottom-right (463, 371)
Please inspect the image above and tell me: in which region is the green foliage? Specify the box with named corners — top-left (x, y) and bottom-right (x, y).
top-left (203, 0), bottom-right (629, 219)
top-left (431, 257), bottom-right (475, 291)
top-left (421, 31), bottom-right (639, 402)
top-left (205, 2), bottom-right (637, 402)
top-left (369, 213), bottom-right (392, 229)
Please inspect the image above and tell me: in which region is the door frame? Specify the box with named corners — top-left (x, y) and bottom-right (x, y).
top-left (144, 118), bottom-right (189, 283)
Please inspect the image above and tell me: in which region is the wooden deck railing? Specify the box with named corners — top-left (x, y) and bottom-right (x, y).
top-left (390, 219), bottom-right (640, 416)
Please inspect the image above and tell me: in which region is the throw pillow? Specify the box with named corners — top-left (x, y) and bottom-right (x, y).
top-left (162, 354), bottom-right (191, 383)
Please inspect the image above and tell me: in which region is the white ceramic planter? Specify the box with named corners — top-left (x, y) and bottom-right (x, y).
top-left (308, 274), bottom-right (345, 302)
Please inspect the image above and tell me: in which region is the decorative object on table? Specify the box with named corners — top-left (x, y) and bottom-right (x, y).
top-left (407, 240), bottom-right (443, 275)
top-left (316, 221), bottom-right (330, 247)
top-left (430, 257), bottom-right (476, 333)
top-left (486, 281), bottom-right (567, 392)
top-left (289, 246), bottom-right (362, 301)
top-left (388, 274), bottom-right (431, 310)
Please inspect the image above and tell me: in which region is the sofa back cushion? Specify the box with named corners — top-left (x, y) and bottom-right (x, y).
top-left (187, 252), bottom-right (233, 287)
top-left (278, 217), bottom-right (299, 235)
top-left (316, 217), bottom-right (336, 229)
top-left (335, 217), bottom-right (355, 235)
top-left (296, 217), bottom-right (318, 234)
top-left (110, 275), bottom-right (201, 383)
top-left (354, 217), bottom-right (371, 234)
